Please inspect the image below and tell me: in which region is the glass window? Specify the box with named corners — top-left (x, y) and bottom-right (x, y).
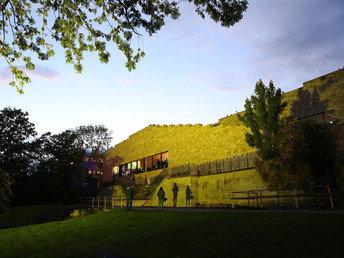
top-left (138, 159), bottom-right (145, 172)
top-left (131, 161), bottom-right (137, 170)
top-left (112, 166), bottom-right (119, 174)
top-left (153, 154), bottom-right (162, 169)
top-left (162, 152), bottom-right (169, 167)
top-left (146, 156), bottom-right (153, 171)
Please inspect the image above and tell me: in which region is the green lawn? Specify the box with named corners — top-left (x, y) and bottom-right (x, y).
top-left (1, 208), bottom-right (343, 257)
top-left (0, 205), bottom-right (81, 229)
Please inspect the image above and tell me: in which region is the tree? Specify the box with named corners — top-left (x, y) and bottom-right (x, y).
top-left (238, 80), bottom-right (287, 160)
top-left (281, 120), bottom-right (339, 186)
top-left (29, 129), bottom-right (86, 203)
top-left (0, 0), bottom-right (248, 93)
top-left (0, 107), bottom-right (37, 203)
top-left (75, 125), bottom-right (112, 154)
top-left (0, 168), bottom-right (12, 215)
top-left (75, 125), bottom-right (112, 189)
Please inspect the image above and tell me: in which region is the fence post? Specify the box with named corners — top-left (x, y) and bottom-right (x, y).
top-left (247, 191), bottom-right (250, 207)
top-left (120, 197), bottom-right (123, 208)
top-left (259, 190), bottom-right (263, 209)
top-left (111, 197), bottom-right (114, 209)
top-left (97, 197), bottom-right (100, 208)
top-left (104, 197), bottom-right (107, 209)
top-left (277, 187), bottom-right (280, 206)
top-left (91, 197), bottom-right (94, 208)
top-left (326, 185), bottom-right (335, 209)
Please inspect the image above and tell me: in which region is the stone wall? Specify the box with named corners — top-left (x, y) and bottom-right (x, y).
top-left (103, 68), bottom-right (344, 196)
top-left (144, 169), bottom-right (267, 207)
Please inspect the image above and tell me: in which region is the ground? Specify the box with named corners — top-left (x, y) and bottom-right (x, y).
top-left (0, 207), bottom-right (344, 257)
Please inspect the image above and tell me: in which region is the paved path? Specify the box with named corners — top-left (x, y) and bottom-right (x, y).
top-left (129, 206), bottom-right (344, 214)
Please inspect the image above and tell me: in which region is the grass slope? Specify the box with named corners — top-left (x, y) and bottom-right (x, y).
top-left (1, 209), bottom-right (344, 257)
top-left (0, 205), bottom-right (81, 229)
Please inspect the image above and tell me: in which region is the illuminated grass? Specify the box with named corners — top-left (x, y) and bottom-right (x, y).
top-left (0, 209), bottom-right (343, 257)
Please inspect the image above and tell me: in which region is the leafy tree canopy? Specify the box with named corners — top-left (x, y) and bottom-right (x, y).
top-left (238, 80), bottom-right (287, 160)
top-left (75, 125), bottom-right (112, 154)
top-left (281, 120), bottom-right (338, 186)
top-left (0, 0), bottom-right (248, 93)
top-left (0, 107), bottom-right (37, 183)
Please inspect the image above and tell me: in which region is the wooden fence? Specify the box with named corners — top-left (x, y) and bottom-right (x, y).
top-left (167, 153), bottom-right (257, 178)
top-left (231, 185), bottom-right (342, 209)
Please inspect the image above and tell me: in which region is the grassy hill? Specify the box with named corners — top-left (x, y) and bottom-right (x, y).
top-left (1, 208), bottom-right (344, 257)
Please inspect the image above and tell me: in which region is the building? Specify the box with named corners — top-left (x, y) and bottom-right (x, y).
top-left (102, 68), bottom-right (344, 207)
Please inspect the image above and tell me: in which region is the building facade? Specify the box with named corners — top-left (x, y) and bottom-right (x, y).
top-left (103, 69), bottom-right (344, 207)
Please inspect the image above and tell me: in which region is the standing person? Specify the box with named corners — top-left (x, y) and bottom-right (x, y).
top-left (186, 186), bottom-right (192, 208)
top-left (126, 186), bottom-right (134, 211)
top-left (157, 187), bottom-right (166, 211)
top-left (172, 183), bottom-right (179, 208)
top-left (156, 159), bottom-right (161, 169)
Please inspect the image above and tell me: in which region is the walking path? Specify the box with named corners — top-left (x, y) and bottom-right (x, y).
top-left (129, 206), bottom-right (344, 214)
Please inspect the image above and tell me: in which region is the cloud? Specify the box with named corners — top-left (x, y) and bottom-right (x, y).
top-left (0, 65), bottom-right (62, 83)
top-left (165, 0), bottom-right (344, 91)
top-left (228, 0), bottom-right (344, 89)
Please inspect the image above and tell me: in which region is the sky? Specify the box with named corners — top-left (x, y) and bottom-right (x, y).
top-left (0, 0), bottom-right (343, 145)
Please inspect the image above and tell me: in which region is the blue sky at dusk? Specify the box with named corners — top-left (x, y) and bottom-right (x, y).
top-left (1, 0), bottom-right (343, 145)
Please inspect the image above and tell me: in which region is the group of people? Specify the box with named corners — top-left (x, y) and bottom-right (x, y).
top-left (125, 183), bottom-right (193, 211)
top-left (157, 184), bottom-right (193, 210)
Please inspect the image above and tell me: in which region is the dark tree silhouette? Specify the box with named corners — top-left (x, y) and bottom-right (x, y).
top-left (0, 107), bottom-right (37, 203)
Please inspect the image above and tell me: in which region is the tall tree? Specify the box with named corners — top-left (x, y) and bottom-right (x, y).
top-left (281, 120), bottom-right (339, 186)
top-left (0, 0), bottom-right (248, 93)
top-left (0, 107), bottom-right (37, 203)
top-left (238, 80), bottom-right (287, 160)
top-left (29, 129), bottom-right (86, 203)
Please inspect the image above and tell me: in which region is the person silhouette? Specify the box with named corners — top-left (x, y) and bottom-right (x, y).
top-left (172, 183), bottom-right (179, 208)
top-left (186, 186), bottom-right (192, 208)
top-left (157, 187), bottom-right (166, 211)
top-left (125, 186), bottom-right (134, 211)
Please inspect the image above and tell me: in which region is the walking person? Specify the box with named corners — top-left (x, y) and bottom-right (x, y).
top-left (186, 186), bottom-right (192, 208)
top-left (172, 183), bottom-right (179, 208)
top-left (157, 187), bottom-right (166, 211)
top-left (126, 186), bottom-right (134, 211)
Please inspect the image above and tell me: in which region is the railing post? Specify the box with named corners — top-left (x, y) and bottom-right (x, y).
top-left (326, 185), bottom-right (335, 209)
top-left (277, 187), bottom-right (280, 206)
top-left (247, 191), bottom-right (250, 207)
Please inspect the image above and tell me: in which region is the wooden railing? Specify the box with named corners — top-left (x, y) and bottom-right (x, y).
top-left (81, 196), bottom-right (126, 209)
top-left (231, 185), bottom-right (343, 209)
top-left (167, 153), bottom-right (257, 178)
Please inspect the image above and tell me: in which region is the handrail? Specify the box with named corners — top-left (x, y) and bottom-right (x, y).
top-left (166, 152), bottom-right (257, 177)
top-left (231, 184), bottom-right (342, 209)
